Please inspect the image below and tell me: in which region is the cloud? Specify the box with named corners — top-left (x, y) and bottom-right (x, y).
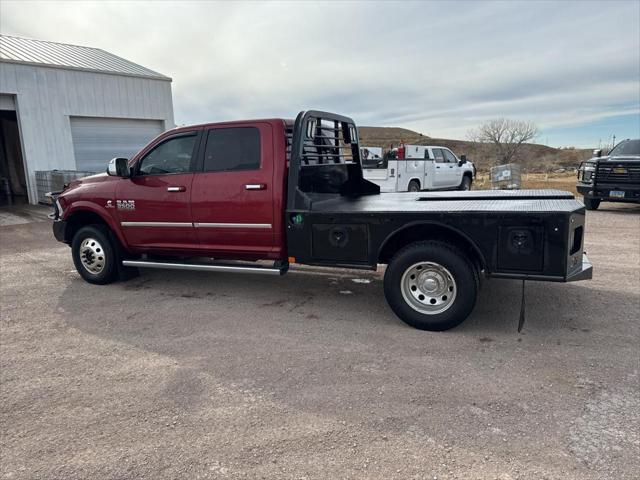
top-left (1, 0), bottom-right (639, 146)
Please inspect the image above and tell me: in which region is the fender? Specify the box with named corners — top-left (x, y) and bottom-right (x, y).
top-left (377, 219), bottom-right (487, 268)
top-left (408, 178), bottom-right (421, 190)
top-left (63, 201), bottom-right (130, 251)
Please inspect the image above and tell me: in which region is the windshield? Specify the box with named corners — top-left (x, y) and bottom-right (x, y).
top-left (608, 139), bottom-right (640, 157)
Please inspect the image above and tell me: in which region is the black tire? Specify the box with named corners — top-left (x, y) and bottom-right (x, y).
top-left (408, 180), bottom-right (421, 192)
top-left (584, 197), bottom-right (600, 210)
top-left (383, 241), bottom-right (478, 331)
top-left (71, 225), bottom-right (118, 285)
top-left (459, 176), bottom-right (472, 191)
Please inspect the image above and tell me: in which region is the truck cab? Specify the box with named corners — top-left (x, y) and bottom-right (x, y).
top-left (362, 144), bottom-right (475, 192)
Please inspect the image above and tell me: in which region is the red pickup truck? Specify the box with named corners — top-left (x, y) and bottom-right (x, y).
top-left (51, 110), bottom-right (592, 331)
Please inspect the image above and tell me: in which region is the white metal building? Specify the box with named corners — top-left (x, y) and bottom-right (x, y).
top-left (0, 34), bottom-right (174, 204)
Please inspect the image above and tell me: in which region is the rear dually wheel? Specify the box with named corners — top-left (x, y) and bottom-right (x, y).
top-left (408, 180), bottom-right (421, 192)
top-left (384, 241), bottom-right (478, 331)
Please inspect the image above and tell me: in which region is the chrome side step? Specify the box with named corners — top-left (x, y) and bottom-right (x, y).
top-left (122, 259), bottom-right (287, 276)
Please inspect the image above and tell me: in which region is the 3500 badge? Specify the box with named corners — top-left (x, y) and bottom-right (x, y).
top-left (116, 200), bottom-right (135, 210)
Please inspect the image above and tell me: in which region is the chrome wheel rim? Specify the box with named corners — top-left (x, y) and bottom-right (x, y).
top-left (79, 237), bottom-right (105, 275)
top-left (400, 261), bottom-right (457, 314)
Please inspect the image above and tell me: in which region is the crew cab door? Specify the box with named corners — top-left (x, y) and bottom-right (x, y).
top-left (431, 148), bottom-right (450, 188)
top-left (423, 149), bottom-right (436, 189)
top-left (442, 149), bottom-right (462, 188)
top-left (190, 123), bottom-right (275, 256)
top-left (115, 131), bottom-right (200, 250)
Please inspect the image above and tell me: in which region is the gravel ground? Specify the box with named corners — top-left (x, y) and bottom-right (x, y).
top-left (1, 203), bottom-right (638, 480)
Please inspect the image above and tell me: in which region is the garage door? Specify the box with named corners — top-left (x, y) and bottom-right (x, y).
top-left (70, 117), bottom-right (164, 172)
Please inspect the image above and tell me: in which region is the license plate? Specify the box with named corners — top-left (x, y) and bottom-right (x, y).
top-left (610, 190), bottom-right (625, 198)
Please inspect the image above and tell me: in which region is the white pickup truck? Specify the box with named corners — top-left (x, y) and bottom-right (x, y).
top-left (363, 144), bottom-right (476, 192)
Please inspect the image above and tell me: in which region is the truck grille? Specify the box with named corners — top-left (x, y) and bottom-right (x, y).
top-left (596, 162), bottom-right (640, 184)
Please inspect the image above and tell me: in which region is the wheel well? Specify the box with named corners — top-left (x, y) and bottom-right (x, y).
top-left (378, 223), bottom-right (485, 270)
top-left (463, 172), bottom-right (473, 180)
top-left (65, 210), bottom-right (109, 243)
top-left (408, 178), bottom-right (421, 188)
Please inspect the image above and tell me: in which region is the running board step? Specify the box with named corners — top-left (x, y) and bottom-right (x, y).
top-left (122, 259), bottom-right (288, 275)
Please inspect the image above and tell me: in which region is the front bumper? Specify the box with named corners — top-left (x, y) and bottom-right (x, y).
top-left (567, 254), bottom-right (593, 282)
top-left (52, 220), bottom-right (69, 243)
top-left (577, 182), bottom-right (640, 202)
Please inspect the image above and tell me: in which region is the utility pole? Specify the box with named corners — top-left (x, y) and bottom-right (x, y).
top-left (612, 134), bottom-right (616, 149)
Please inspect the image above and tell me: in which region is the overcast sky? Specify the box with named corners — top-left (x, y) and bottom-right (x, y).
top-left (2, 0), bottom-right (639, 148)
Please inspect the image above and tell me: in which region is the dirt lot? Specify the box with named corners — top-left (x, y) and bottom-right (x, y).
top-left (1, 203), bottom-right (638, 480)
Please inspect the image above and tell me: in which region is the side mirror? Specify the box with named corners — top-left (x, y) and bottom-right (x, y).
top-left (593, 149), bottom-right (602, 158)
top-left (107, 157), bottom-right (130, 178)
top-left (460, 155), bottom-right (467, 162)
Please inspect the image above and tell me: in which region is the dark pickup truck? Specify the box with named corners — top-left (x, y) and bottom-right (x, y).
top-left (51, 110), bottom-right (592, 331)
top-left (577, 138), bottom-right (640, 210)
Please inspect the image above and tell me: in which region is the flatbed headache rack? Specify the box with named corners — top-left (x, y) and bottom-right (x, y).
top-left (287, 110), bottom-right (379, 211)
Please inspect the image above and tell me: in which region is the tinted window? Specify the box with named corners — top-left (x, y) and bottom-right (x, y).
top-left (609, 139), bottom-right (640, 156)
top-left (361, 148), bottom-right (386, 168)
top-left (204, 127), bottom-right (261, 172)
top-left (443, 149), bottom-right (457, 163)
top-left (432, 149), bottom-right (445, 161)
top-left (138, 135), bottom-right (196, 175)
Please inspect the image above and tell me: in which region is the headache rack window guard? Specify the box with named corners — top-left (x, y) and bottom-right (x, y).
top-left (287, 110), bottom-right (379, 210)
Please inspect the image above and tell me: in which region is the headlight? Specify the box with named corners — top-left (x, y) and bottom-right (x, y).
top-left (54, 197), bottom-right (66, 220)
top-left (579, 163), bottom-right (596, 183)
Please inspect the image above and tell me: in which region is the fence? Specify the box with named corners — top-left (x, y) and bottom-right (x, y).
top-left (490, 164), bottom-right (522, 190)
top-left (35, 170), bottom-right (95, 204)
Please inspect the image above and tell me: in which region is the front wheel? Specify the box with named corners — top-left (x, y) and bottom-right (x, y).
top-left (384, 241), bottom-right (478, 331)
top-left (459, 176), bottom-right (472, 191)
top-left (71, 225), bottom-right (118, 284)
top-left (583, 197), bottom-right (600, 210)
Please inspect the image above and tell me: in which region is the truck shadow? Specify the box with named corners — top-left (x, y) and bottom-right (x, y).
top-left (590, 203), bottom-right (640, 214)
top-left (58, 266), bottom-right (620, 347)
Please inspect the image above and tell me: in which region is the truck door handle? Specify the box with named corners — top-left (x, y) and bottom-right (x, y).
top-left (167, 186), bottom-right (186, 192)
top-left (245, 184), bottom-right (266, 190)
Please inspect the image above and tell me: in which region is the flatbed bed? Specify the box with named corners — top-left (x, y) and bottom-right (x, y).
top-left (308, 189), bottom-right (582, 213)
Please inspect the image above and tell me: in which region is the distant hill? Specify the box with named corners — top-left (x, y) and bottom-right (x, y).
top-left (358, 126), bottom-right (431, 146)
top-left (358, 126), bottom-right (592, 172)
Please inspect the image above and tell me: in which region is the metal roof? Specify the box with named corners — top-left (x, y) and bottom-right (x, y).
top-left (0, 34), bottom-right (170, 80)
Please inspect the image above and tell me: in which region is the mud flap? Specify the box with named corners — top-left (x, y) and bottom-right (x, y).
top-left (108, 230), bottom-right (139, 281)
top-left (518, 280), bottom-right (526, 333)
